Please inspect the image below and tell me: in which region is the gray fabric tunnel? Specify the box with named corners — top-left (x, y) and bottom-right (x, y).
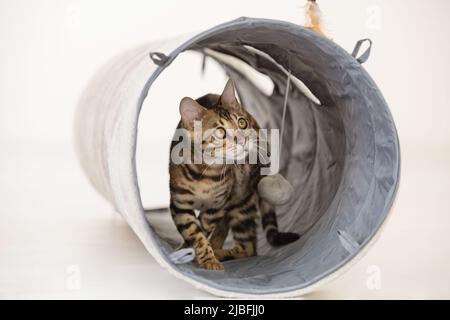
top-left (75, 18), bottom-right (400, 297)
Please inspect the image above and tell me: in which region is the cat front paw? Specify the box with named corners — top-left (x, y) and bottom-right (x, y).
top-left (200, 259), bottom-right (224, 271)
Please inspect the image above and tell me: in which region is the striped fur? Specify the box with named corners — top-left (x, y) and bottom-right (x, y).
top-left (169, 81), bottom-right (299, 270)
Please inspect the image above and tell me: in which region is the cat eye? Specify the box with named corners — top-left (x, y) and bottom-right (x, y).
top-left (238, 118), bottom-right (248, 129)
top-left (214, 127), bottom-right (226, 139)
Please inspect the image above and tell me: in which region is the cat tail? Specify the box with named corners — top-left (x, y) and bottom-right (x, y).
top-left (304, 0), bottom-right (326, 36)
top-left (259, 197), bottom-right (300, 246)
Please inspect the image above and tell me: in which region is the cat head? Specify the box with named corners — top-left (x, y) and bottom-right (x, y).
top-left (179, 79), bottom-right (260, 163)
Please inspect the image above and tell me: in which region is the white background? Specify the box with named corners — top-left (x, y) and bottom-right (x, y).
top-left (1, 0), bottom-right (449, 299)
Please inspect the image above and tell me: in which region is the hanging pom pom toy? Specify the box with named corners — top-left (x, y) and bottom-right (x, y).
top-left (257, 71), bottom-right (294, 207)
top-left (258, 173), bottom-right (294, 206)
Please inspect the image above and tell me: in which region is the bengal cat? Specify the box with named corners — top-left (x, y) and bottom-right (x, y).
top-left (169, 80), bottom-right (299, 271)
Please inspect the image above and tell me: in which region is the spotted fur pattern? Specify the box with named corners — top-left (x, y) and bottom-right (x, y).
top-left (169, 80), bottom-right (299, 270)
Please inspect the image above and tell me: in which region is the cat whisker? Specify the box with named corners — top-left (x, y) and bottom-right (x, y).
top-left (220, 164), bottom-right (228, 184)
top-left (200, 162), bottom-right (215, 178)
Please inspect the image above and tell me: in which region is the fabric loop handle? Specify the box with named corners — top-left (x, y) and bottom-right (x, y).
top-left (351, 39), bottom-right (372, 64)
top-left (168, 248), bottom-right (195, 264)
top-left (149, 52), bottom-right (170, 67)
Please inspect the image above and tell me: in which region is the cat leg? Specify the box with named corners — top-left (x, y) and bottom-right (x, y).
top-left (209, 218), bottom-right (230, 250)
top-left (170, 200), bottom-right (223, 270)
top-left (213, 194), bottom-right (258, 261)
top-left (199, 209), bottom-right (229, 250)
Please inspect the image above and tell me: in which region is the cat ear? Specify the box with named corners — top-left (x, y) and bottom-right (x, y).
top-left (220, 79), bottom-right (240, 110)
top-left (180, 97), bottom-right (205, 129)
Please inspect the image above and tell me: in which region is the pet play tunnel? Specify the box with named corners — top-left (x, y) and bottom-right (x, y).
top-left (75, 18), bottom-right (400, 297)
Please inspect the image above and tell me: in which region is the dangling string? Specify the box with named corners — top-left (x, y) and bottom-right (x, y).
top-left (201, 53), bottom-right (207, 76)
top-left (279, 71), bottom-right (292, 161)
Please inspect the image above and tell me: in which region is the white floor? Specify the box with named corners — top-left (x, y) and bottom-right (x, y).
top-left (0, 141), bottom-right (449, 299)
top-left (1, 0), bottom-right (450, 300)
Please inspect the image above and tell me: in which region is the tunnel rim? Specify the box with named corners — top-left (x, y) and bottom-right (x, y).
top-left (134, 17), bottom-right (401, 297)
